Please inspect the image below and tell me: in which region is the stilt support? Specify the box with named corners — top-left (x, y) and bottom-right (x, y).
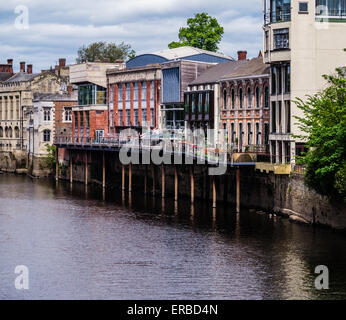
top-left (236, 167), bottom-right (240, 213)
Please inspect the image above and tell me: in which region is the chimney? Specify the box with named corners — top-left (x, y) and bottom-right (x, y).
top-left (7, 59), bottom-right (13, 74)
top-left (59, 58), bottom-right (66, 67)
top-left (237, 51), bottom-right (247, 61)
top-left (27, 64), bottom-right (33, 74)
top-left (20, 61), bottom-right (25, 73)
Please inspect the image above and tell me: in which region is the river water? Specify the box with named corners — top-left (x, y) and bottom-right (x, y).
top-left (0, 174), bottom-right (345, 300)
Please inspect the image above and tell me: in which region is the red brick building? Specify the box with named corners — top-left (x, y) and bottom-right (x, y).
top-left (107, 64), bottom-right (161, 134)
top-left (219, 56), bottom-right (270, 153)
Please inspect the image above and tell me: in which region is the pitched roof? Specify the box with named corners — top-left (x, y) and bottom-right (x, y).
top-left (5, 72), bottom-right (40, 82)
top-left (189, 60), bottom-right (246, 85)
top-left (220, 57), bottom-right (270, 80)
top-left (33, 91), bottom-right (78, 102)
top-left (152, 46), bottom-right (234, 61)
top-left (0, 72), bottom-right (13, 82)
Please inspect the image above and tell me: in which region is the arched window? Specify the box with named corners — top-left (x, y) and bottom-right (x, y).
top-left (223, 89), bottom-right (227, 109)
top-left (231, 88), bottom-right (235, 109)
top-left (239, 88), bottom-right (243, 109)
top-left (256, 86), bottom-right (260, 109)
top-left (264, 86), bottom-right (269, 108)
top-left (8, 127), bottom-right (12, 138)
top-left (14, 126), bottom-right (19, 138)
top-left (43, 129), bottom-right (51, 142)
top-left (247, 87), bottom-right (251, 109)
top-left (5, 127), bottom-right (8, 137)
top-left (0, 127), bottom-right (3, 138)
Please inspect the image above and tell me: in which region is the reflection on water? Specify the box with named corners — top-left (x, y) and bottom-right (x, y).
top-left (0, 174), bottom-right (345, 300)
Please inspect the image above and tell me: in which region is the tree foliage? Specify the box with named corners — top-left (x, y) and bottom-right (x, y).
top-left (294, 66), bottom-right (346, 202)
top-left (168, 13), bottom-right (224, 52)
top-left (76, 41), bottom-right (135, 63)
top-left (45, 144), bottom-right (56, 172)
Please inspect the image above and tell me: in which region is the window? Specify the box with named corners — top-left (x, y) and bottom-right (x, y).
top-left (134, 82), bottom-right (139, 110)
top-left (278, 67), bottom-right (282, 94)
top-left (223, 90), bottom-right (227, 109)
top-left (142, 108), bottom-right (147, 123)
top-left (150, 109), bottom-right (155, 127)
top-left (63, 107), bottom-right (72, 122)
top-left (231, 89), bottom-right (235, 109)
top-left (239, 123), bottom-right (243, 147)
top-left (264, 86), bottom-right (269, 108)
top-left (284, 64), bottom-right (290, 93)
top-left (247, 87), bottom-right (252, 109)
top-left (256, 87), bottom-right (260, 108)
top-left (118, 84), bottom-right (123, 105)
top-left (0, 127), bottom-right (3, 137)
top-left (274, 28), bottom-right (289, 50)
top-left (126, 110), bottom-right (131, 126)
top-left (271, 0), bottom-right (291, 22)
top-left (299, 2), bottom-right (308, 13)
top-left (119, 110), bottom-right (123, 126)
top-left (43, 108), bottom-right (51, 121)
top-left (256, 123), bottom-right (260, 145)
top-left (278, 101), bottom-right (282, 133)
top-left (265, 31), bottom-right (269, 52)
top-left (205, 93), bottom-right (210, 113)
top-left (198, 93), bottom-right (203, 113)
top-left (316, 0), bottom-right (345, 17)
top-left (239, 88), bottom-right (243, 109)
top-left (134, 109), bottom-right (138, 126)
top-left (231, 123), bottom-right (235, 143)
top-left (271, 102), bottom-right (276, 133)
top-left (43, 129), bottom-right (50, 142)
top-left (272, 66), bottom-right (277, 94)
top-left (286, 101), bottom-right (291, 133)
top-left (191, 94), bottom-right (196, 113)
top-left (247, 123), bottom-right (252, 145)
top-left (125, 84), bottom-right (131, 109)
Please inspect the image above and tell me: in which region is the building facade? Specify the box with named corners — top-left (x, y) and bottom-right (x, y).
top-left (263, 0), bottom-right (346, 163)
top-left (0, 63), bottom-right (63, 172)
top-left (70, 61), bottom-right (124, 143)
top-left (107, 64), bottom-right (161, 134)
top-left (219, 56), bottom-right (270, 154)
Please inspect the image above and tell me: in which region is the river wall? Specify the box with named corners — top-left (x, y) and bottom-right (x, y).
top-left (54, 150), bottom-right (346, 230)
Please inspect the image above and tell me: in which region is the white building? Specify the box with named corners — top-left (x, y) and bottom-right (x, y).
top-left (263, 0), bottom-right (346, 163)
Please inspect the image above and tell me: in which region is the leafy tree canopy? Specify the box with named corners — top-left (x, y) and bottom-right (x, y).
top-left (168, 12), bottom-right (224, 52)
top-left (76, 41), bottom-right (135, 63)
top-left (294, 65), bottom-right (346, 202)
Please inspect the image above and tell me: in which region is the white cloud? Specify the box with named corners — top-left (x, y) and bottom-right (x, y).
top-left (0, 0), bottom-right (263, 72)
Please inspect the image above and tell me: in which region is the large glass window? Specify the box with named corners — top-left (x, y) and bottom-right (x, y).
top-left (78, 84), bottom-right (106, 105)
top-left (316, 0), bottom-right (346, 17)
top-left (191, 94), bottom-right (196, 113)
top-left (273, 28), bottom-right (289, 50)
top-left (271, 0), bottom-right (291, 22)
top-left (284, 64), bottom-right (291, 93)
top-left (205, 92), bottom-right (210, 113)
top-left (198, 93), bottom-right (203, 113)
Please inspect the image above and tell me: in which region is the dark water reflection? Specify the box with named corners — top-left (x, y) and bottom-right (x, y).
top-left (0, 174), bottom-right (345, 300)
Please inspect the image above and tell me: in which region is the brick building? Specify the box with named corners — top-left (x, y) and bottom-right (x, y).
top-left (70, 61), bottom-right (124, 143)
top-left (219, 55), bottom-right (270, 153)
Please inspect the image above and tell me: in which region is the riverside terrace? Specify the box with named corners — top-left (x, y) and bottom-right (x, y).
top-left (54, 129), bottom-right (272, 211)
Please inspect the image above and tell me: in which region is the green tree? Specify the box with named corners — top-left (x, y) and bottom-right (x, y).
top-left (294, 66), bottom-right (346, 202)
top-left (45, 144), bottom-right (56, 172)
top-left (168, 13), bottom-right (224, 52)
top-left (76, 41), bottom-right (135, 63)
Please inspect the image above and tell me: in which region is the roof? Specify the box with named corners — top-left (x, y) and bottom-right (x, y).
top-left (0, 72), bottom-right (13, 82)
top-left (5, 72), bottom-right (40, 83)
top-left (189, 60), bottom-right (247, 85)
top-left (220, 57), bottom-right (270, 80)
top-left (152, 46), bottom-right (233, 61)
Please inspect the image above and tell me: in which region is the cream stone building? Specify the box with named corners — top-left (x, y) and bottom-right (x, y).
top-left (0, 64), bottom-right (63, 172)
top-left (263, 0), bottom-right (346, 163)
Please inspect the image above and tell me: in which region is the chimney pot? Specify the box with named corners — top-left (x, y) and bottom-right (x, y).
top-left (59, 58), bottom-right (66, 67)
top-left (20, 61), bottom-right (25, 73)
top-left (237, 51), bottom-right (247, 61)
top-left (7, 59), bottom-right (13, 65)
top-left (27, 64), bottom-right (33, 74)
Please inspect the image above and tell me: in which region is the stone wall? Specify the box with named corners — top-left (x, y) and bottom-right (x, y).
top-left (56, 150), bottom-right (346, 230)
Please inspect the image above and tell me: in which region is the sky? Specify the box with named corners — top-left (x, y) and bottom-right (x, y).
top-left (0, 0), bottom-right (263, 73)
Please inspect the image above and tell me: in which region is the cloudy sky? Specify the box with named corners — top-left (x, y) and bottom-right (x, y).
top-left (0, 0), bottom-right (263, 73)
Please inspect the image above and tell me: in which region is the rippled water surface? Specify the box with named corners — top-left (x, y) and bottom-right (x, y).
top-left (0, 174), bottom-right (345, 300)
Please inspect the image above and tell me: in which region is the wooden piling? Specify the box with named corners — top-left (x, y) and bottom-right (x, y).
top-left (102, 151), bottom-right (106, 188)
top-left (152, 166), bottom-right (156, 196)
top-left (122, 164), bottom-right (125, 191)
top-left (212, 177), bottom-right (217, 208)
top-left (55, 147), bottom-right (59, 181)
top-left (190, 166), bottom-right (194, 204)
top-left (174, 166), bottom-right (178, 202)
top-left (236, 167), bottom-right (240, 213)
top-left (129, 163), bottom-right (132, 193)
top-left (69, 150), bottom-right (73, 184)
top-left (161, 165), bottom-right (165, 198)
top-left (85, 152), bottom-right (88, 185)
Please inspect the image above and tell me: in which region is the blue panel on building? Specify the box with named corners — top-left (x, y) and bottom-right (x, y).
top-left (182, 53), bottom-right (232, 64)
top-left (162, 67), bottom-right (180, 104)
top-left (126, 54), bottom-right (168, 69)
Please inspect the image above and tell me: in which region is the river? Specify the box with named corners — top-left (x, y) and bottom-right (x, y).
top-left (0, 174), bottom-right (345, 300)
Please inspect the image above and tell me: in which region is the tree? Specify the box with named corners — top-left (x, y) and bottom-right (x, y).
top-left (76, 41), bottom-right (135, 63)
top-left (294, 66), bottom-right (346, 202)
top-left (168, 13), bottom-right (224, 52)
